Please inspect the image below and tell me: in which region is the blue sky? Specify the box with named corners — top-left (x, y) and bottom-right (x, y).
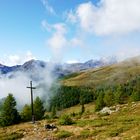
top-left (0, 0), bottom-right (140, 66)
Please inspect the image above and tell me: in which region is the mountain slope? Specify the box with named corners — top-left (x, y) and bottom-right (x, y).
top-left (1, 101), bottom-right (140, 139)
top-left (62, 56), bottom-right (140, 87)
top-left (0, 58), bottom-right (117, 77)
top-left (0, 64), bottom-right (20, 74)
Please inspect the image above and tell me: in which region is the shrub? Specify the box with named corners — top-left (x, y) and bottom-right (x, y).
top-left (131, 91), bottom-right (140, 101)
top-left (70, 112), bottom-right (76, 117)
top-left (20, 104), bottom-right (31, 122)
top-left (59, 114), bottom-right (74, 125)
top-left (50, 106), bottom-right (56, 119)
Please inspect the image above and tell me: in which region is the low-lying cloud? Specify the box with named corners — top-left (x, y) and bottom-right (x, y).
top-left (0, 63), bottom-right (58, 109)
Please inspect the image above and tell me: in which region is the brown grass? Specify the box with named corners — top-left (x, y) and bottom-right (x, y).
top-left (1, 101), bottom-right (140, 139)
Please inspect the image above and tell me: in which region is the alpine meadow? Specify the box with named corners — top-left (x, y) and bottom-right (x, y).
top-left (0, 0), bottom-right (140, 140)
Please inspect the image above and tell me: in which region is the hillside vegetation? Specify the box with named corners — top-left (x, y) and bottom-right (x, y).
top-left (49, 56), bottom-right (140, 111)
top-left (0, 102), bottom-right (140, 139)
top-left (62, 56), bottom-right (140, 87)
top-left (0, 56), bottom-right (140, 139)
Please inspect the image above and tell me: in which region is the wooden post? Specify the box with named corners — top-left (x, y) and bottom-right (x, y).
top-left (27, 81), bottom-right (36, 123)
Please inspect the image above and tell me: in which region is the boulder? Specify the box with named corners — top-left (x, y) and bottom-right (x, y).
top-left (44, 124), bottom-right (58, 131)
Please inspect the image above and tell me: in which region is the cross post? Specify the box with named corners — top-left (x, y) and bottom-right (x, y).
top-left (27, 81), bottom-right (36, 123)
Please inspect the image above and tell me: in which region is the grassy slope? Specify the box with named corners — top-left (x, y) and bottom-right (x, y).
top-left (60, 102), bottom-right (140, 140)
top-left (62, 56), bottom-right (140, 87)
top-left (1, 56), bottom-right (140, 139)
top-left (1, 102), bottom-right (140, 139)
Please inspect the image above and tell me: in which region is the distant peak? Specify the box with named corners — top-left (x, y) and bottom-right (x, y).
top-left (85, 59), bottom-right (96, 63)
top-left (23, 59), bottom-right (36, 63)
top-left (0, 63), bottom-right (5, 67)
top-left (22, 59), bottom-right (38, 65)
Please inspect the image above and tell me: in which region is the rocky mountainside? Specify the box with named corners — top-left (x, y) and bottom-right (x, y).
top-left (0, 57), bottom-right (117, 77)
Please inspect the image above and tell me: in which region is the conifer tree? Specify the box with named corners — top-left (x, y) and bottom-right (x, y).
top-left (114, 85), bottom-right (125, 104)
top-left (95, 92), bottom-right (105, 111)
top-left (34, 97), bottom-right (45, 120)
top-left (104, 90), bottom-right (114, 107)
top-left (0, 94), bottom-right (20, 126)
top-left (20, 104), bottom-right (31, 122)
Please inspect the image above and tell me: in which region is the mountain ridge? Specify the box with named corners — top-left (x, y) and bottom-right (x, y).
top-left (0, 57), bottom-right (117, 76)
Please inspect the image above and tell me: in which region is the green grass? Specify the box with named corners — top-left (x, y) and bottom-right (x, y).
top-left (61, 72), bottom-right (82, 80)
top-left (80, 129), bottom-right (91, 138)
top-left (56, 130), bottom-right (73, 139)
top-left (57, 101), bottom-right (140, 139)
top-left (79, 129), bottom-right (105, 139)
top-left (1, 99), bottom-right (140, 139)
top-left (108, 126), bottom-right (131, 137)
top-left (75, 118), bottom-right (112, 127)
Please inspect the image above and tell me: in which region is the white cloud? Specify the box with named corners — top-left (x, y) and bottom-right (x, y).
top-left (44, 23), bottom-right (67, 62)
top-left (41, 20), bottom-right (67, 34)
top-left (0, 72), bottom-right (31, 105)
top-left (0, 63), bottom-right (58, 107)
top-left (70, 38), bottom-right (83, 48)
top-left (47, 23), bottom-right (67, 50)
top-left (66, 10), bottom-right (77, 23)
top-left (41, 20), bottom-right (52, 31)
top-left (8, 55), bottom-right (21, 66)
top-left (53, 23), bottom-right (67, 35)
top-left (116, 46), bottom-right (140, 61)
top-left (41, 0), bottom-right (55, 15)
top-left (68, 0), bottom-right (140, 35)
top-left (26, 51), bottom-right (36, 61)
top-left (42, 20), bottom-right (85, 62)
top-left (66, 60), bottom-right (79, 64)
top-left (48, 34), bottom-right (67, 50)
top-left (1, 51), bottom-right (36, 66)
top-left (44, 22), bottom-right (84, 51)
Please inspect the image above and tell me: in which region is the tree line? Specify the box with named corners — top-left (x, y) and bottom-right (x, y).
top-left (0, 94), bottom-right (45, 127)
top-left (49, 86), bottom-right (94, 111)
top-left (0, 75), bottom-right (139, 127)
top-left (49, 76), bottom-right (140, 112)
top-left (95, 75), bottom-right (140, 111)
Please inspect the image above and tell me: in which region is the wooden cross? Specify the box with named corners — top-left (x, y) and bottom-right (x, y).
top-left (27, 81), bottom-right (36, 123)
